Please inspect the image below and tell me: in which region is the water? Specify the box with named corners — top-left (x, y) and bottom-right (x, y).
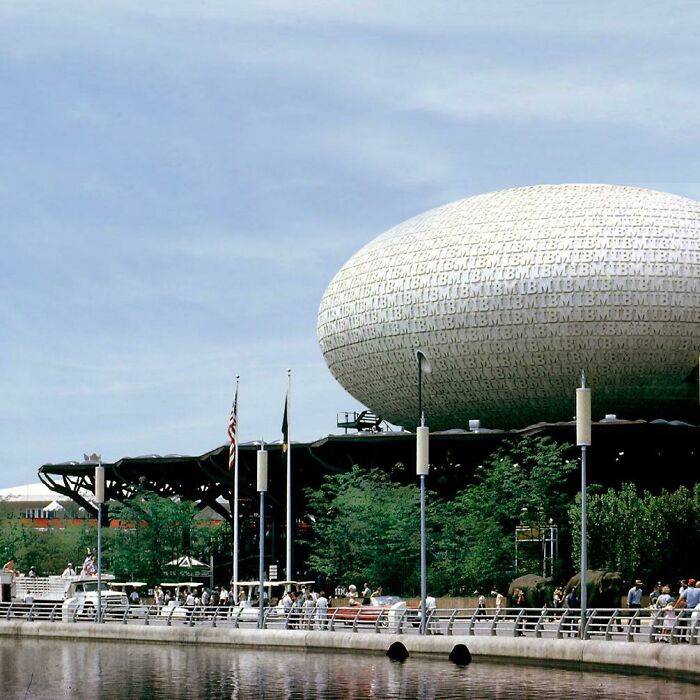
top-left (0, 638), bottom-right (696, 699)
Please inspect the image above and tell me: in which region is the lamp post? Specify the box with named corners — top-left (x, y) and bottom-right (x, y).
top-left (209, 538), bottom-right (214, 591)
top-left (576, 371), bottom-right (591, 640)
top-left (257, 442), bottom-right (268, 629)
top-left (416, 350), bottom-right (431, 635)
top-left (94, 458), bottom-right (105, 624)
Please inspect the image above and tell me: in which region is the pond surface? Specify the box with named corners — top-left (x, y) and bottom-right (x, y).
top-left (0, 638), bottom-right (697, 699)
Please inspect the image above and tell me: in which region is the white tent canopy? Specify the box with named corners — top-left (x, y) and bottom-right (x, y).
top-left (43, 500), bottom-right (65, 512)
top-left (165, 556), bottom-right (209, 570)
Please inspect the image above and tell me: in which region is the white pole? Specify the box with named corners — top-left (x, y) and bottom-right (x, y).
top-left (576, 371), bottom-right (591, 640)
top-left (257, 443), bottom-right (268, 629)
top-left (286, 368), bottom-right (292, 586)
top-left (416, 350), bottom-right (430, 636)
top-left (95, 460), bottom-right (105, 624)
top-left (232, 376), bottom-right (240, 603)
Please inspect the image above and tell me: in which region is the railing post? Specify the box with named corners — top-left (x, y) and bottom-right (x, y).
top-left (450, 609), bottom-right (461, 636)
top-left (555, 609), bottom-right (568, 639)
top-left (604, 609), bottom-right (618, 641)
top-left (489, 608), bottom-right (500, 636)
top-left (625, 609), bottom-right (640, 642)
top-left (648, 608), bottom-right (662, 643)
top-left (534, 608), bottom-right (546, 638)
top-left (328, 608), bottom-right (341, 632)
top-left (513, 609), bottom-right (526, 637)
top-left (351, 607), bottom-right (361, 633)
top-left (582, 608), bottom-right (596, 639)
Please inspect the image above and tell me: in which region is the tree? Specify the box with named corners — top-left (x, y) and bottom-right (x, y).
top-left (0, 519), bottom-right (95, 575)
top-left (108, 489), bottom-right (200, 583)
top-left (303, 466), bottom-right (424, 595)
top-left (570, 483), bottom-right (700, 584)
top-left (303, 437), bottom-right (575, 597)
top-left (430, 437), bottom-right (576, 594)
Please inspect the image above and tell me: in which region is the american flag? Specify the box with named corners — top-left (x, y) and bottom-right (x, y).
top-left (228, 382), bottom-right (239, 471)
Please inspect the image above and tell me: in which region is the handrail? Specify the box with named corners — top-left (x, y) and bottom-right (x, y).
top-left (1, 604), bottom-right (697, 644)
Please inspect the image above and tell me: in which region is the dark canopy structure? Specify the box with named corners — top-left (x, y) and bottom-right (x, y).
top-left (38, 418), bottom-right (700, 524)
top-left (38, 419), bottom-right (699, 580)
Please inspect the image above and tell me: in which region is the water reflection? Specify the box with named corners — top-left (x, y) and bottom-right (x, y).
top-left (0, 638), bottom-right (697, 699)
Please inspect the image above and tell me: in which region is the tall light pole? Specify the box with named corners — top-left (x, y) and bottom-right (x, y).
top-left (257, 442), bottom-right (268, 629)
top-left (285, 368), bottom-right (292, 589)
top-left (576, 371), bottom-right (591, 640)
top-left (94, 458), bottom-right (105, 624)
top-left (416, 350), bottom-right (431, 635)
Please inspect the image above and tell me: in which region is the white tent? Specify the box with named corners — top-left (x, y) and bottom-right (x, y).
top-left (43, 500), bottom-right (65, 512)
top-left (165, 556), bottom-right (209, 570)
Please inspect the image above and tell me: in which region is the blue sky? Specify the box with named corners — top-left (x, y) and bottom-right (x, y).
top-left (2, 1), bottom-right (700, 487)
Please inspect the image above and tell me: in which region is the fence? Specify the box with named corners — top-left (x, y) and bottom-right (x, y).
top-left (1, 602), bottom-right (698, 644)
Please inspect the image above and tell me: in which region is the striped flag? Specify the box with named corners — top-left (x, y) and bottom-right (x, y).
top-left (228, 383), bottom-right (239, 470)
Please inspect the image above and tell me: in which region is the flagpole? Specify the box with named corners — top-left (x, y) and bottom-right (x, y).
top-left (286, 368), bottom-right (292, 587)
top-left (232, 376), bottom-right (240, 604)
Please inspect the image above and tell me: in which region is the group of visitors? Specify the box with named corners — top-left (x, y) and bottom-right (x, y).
top-left (636, 577), bottom-right (700, 641)
top-left (156, 584), bottom-right (235, 608)
top-left (280, 587), bottom-right (331, 629)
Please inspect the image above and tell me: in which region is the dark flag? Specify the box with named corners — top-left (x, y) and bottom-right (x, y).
top-left (281, 394), bottom-right (289, 452)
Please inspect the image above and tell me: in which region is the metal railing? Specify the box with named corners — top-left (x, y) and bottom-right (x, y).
top-left (1, 603), bottom-right (698, 644)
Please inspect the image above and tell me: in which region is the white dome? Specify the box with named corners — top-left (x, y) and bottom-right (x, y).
top-left (317, 184), bottom-right (700, 429)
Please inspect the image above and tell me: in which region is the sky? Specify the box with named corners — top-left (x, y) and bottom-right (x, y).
top-left (2, 1), bottom-right (700, 487)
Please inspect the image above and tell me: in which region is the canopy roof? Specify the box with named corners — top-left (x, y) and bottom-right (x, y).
top-left (165, 556), bottom-right (209, 570)
top-left (37, 420), bottom-right (700, 530)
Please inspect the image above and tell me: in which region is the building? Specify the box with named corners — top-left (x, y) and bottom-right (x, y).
top-left (318, 184), bottom-right (700, 429)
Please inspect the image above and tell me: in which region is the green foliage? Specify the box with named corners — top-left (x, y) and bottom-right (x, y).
top-left (302, 466), bottom-right (424, 595)
top-left (430, 437), bottom-right (575, 593)
top-left (0, 492), bottom-right (227, 585)
top-left (570, 483), bottom-right (700, 584)
top-left (107, 489), bottom-right (201, 583)
top-left (0, 520), bottom-right (95, 575)
top-left (302, 437), bottom-right (575, 596)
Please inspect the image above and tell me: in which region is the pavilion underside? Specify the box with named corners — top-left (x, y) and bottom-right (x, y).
top-left (38, 418), bottom-right (700, 527)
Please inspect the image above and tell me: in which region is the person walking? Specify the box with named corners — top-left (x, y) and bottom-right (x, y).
top-left (495, 590), bottom-right (505, 615)
top-left (425, 594), bottom-right (440, 634)
top-left (219, 586), bottom-right (228, 606)
top-left (315, 591), bottom-right (329, 630)
top-left (564, 587), bottom-right (580, 637)
top-left (627, 580), bottom-right (644, 635)
top-left (303, 594), bottom-right (315, 630)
